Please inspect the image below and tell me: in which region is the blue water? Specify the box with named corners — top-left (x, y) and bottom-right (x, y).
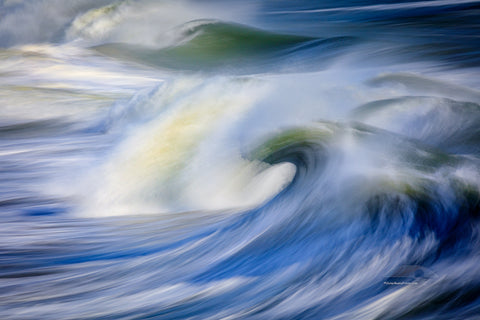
top-left (1, 1), bottom-right (480, 319)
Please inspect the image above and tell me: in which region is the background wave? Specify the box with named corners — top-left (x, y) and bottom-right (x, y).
top-left (1, 0), bottom-right (480, 319)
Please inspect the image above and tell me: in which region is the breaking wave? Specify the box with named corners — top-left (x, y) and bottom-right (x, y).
top-left (1, 0), bottom-right (480, 319)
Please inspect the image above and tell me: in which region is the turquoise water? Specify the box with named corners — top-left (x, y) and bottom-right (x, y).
top-left (1, 1), bottom-right (480, 319)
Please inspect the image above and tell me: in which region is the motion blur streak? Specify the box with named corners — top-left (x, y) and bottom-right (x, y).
top-left (1, 0), bottom-right (480, 319)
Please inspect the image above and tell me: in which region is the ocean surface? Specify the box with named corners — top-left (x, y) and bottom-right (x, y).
top-left (1, 0), bottom-right (480, 319)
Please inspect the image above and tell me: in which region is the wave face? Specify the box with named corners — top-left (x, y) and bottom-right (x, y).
top-left (1, 0), bottom-right (480, 319)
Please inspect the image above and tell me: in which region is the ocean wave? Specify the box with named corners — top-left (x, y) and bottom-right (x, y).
top-left (1, 1), bottom-right (480, 319)
top-left (92, 20), bottom-right (357, 73)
